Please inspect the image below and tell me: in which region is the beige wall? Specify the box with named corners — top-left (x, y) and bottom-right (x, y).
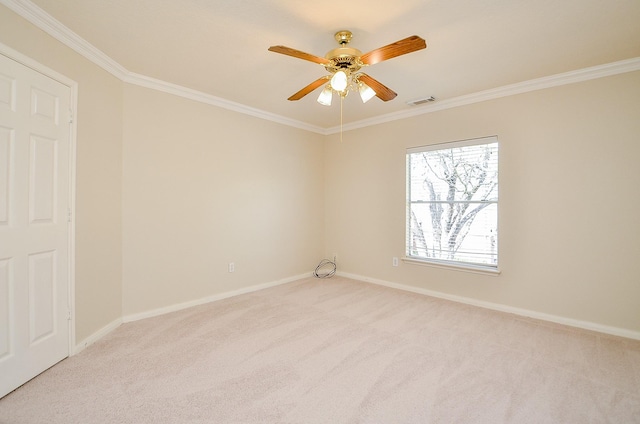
top-left (3, 4), bottom-right (639, 339)
top-left (325, 71), bottom-right (640, 332)
top-left (121, 84), bottom-right (325, 315)
top-left (0, 6), bottom-right (123, 342)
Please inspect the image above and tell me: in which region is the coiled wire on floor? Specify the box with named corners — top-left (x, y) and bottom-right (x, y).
top-left (313, 259), bottom-right (336, 279)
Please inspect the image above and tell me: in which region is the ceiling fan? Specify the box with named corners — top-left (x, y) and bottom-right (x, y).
top-left (268, 31), bottom-right (427, 106)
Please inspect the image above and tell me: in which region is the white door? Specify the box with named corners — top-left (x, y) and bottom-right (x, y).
top-left (0, 52), bottom-right (71, 398)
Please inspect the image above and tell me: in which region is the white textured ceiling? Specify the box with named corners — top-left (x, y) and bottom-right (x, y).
top-left (21, 0), bottom-right (640, 129)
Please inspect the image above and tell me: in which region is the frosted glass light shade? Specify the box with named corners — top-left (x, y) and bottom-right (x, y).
top-left (359, 82), bottom-right (376, 103)
top-left (317, 86), bottom-right (333, 106)
top-left (330, 71), bottom-right (348, 92)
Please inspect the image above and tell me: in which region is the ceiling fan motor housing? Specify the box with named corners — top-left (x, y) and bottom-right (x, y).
top-left (325, 48), bottom-right (362, 71)
top-left (325, 31), bottom-right (363, 75)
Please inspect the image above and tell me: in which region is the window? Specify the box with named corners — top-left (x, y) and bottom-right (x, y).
top-left (406, 136), bottom-right (498, 269)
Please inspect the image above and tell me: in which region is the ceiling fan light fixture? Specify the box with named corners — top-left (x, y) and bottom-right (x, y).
top-left (330, 70), bottom-right (348, 92)
top-left (358, 82), bottom-right (376, 103)
top-left (317, 85), bottom-right (333, 106)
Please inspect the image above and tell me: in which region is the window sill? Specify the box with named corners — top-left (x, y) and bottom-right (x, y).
top-left (402, 257), bottom-right (501, 276)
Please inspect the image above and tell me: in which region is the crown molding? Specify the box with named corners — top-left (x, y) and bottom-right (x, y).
top-left (123, 72), bottom-right (326, 135)
top-left (1, 0), bottom-right (326, 134)
top-left (1, 0), bottom-right (129, 79)
top-left (4, 0), bottom-right (639, 135)
top-left (327, 56), bottom-right (640, 134)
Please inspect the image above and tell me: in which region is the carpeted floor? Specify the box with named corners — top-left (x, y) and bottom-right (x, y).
top-left (1, 276), bottom-right (639, 423)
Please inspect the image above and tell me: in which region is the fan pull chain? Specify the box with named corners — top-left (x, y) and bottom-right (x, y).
top-left (340, 94), bottom-right (343, 142)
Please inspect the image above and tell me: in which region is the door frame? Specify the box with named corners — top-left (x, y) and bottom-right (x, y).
top-left (0, 41), bottom-right (77, 355)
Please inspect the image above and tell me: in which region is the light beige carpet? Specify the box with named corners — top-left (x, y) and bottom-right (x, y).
top-left (1, 276), bottom-right (639, 423)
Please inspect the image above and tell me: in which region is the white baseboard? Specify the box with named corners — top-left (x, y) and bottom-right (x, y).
top-left (73, 317), bottom-right (122, 355)
top-left (337, 271), bottom-right (640, 341)
top-left (122, 273), bottom-right (310, 323)
top-left (73, 270), bottom-right (638, 354)
top-left (73, 273), bottom-right (310, 353)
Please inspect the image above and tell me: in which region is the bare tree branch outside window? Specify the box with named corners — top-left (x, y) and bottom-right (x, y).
top-left (407, 141), bottom-right (498, 266)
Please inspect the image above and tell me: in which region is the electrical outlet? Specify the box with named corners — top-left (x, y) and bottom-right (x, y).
top-left (392, 257), bottom-right (399, 267)
top-left (228, 262), bottom-right (235, 273)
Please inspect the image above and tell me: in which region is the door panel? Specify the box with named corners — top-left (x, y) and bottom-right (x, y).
top-left (29, 134), bottom-right (57, 224)
top-left (28, 250), bottom-right (56, 344)
top-left (0, 258), bottom-right (10, 360)
top-left (0, 126), bottom-right (10, 225)
top-left (0, 52), bottom-right (71, 399)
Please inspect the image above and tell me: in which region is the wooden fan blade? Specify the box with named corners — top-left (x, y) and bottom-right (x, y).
top-left (268, 45), bottom-right (330, 65)
top-left (360, 36), bottom-right (426, 66)
top-left (288, 76), bottom-right (329, 101)
top-left (358, 74), bottom-right (397, 101)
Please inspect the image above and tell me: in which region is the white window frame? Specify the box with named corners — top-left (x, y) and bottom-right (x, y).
top-left (405, 136), bottom-right (499, 274)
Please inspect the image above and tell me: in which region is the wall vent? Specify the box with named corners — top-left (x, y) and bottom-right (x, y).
top-left (406, 96), bottom-right (436, 106)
